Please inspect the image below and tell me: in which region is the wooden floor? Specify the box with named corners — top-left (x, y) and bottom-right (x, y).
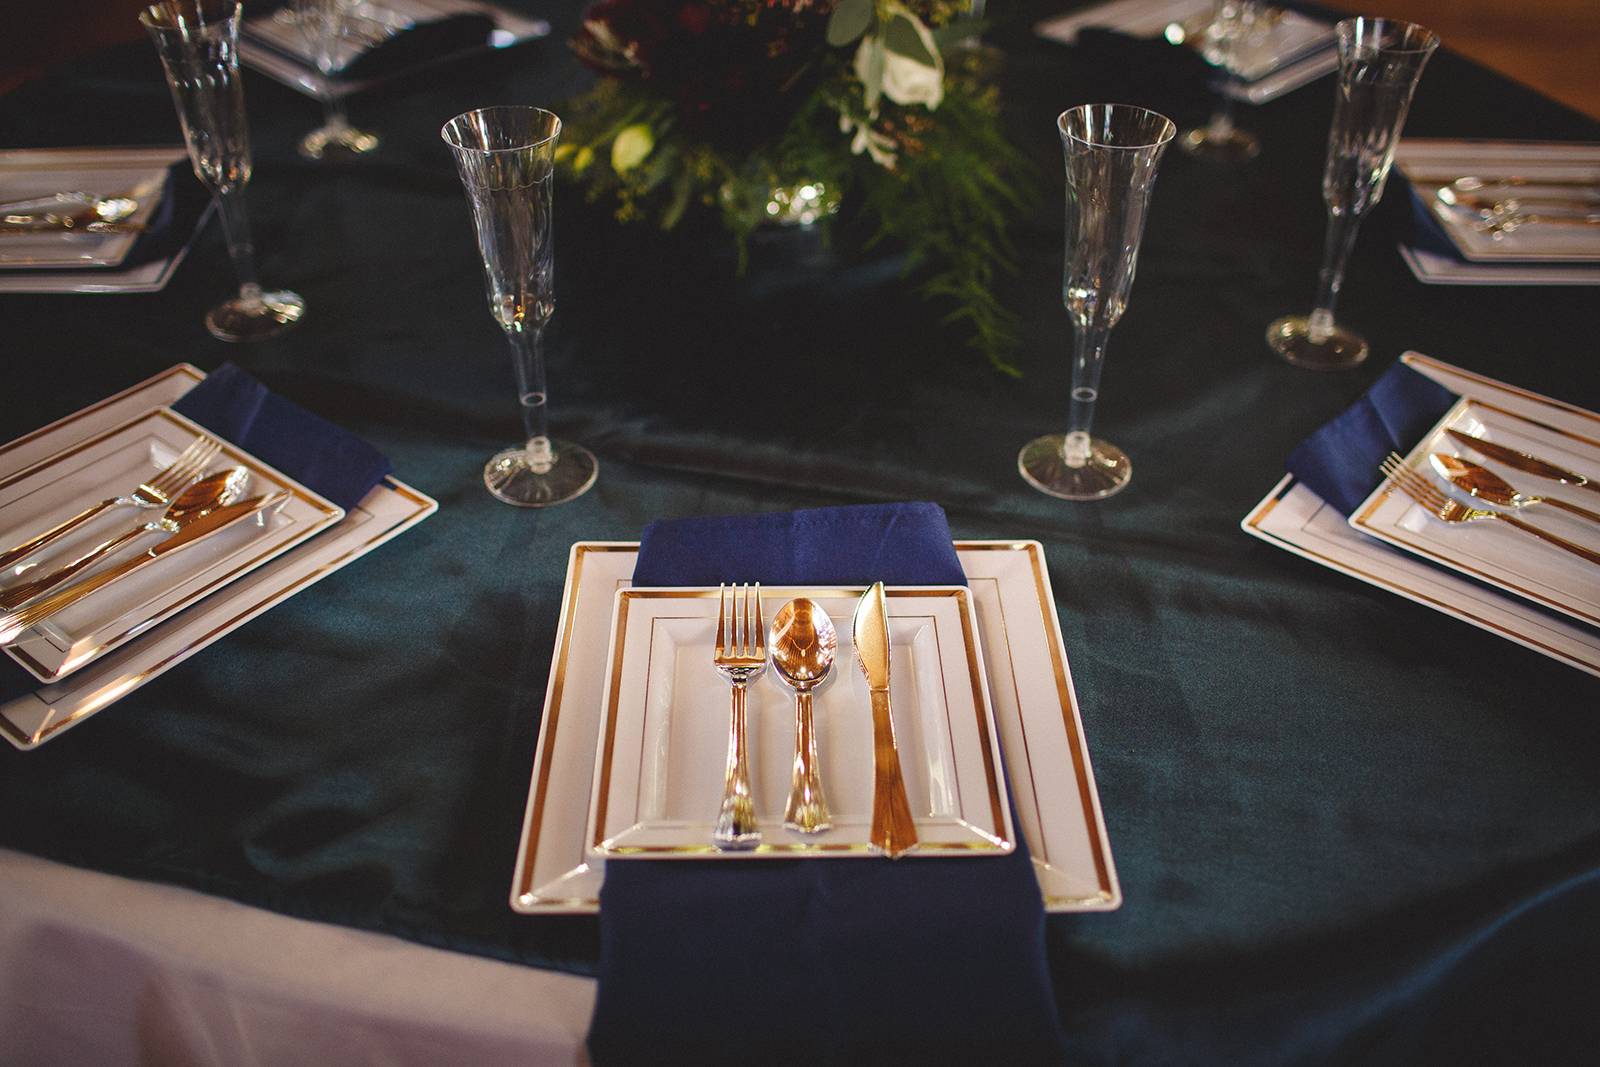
top-left (1322, 0), bottom-right (1600, 120)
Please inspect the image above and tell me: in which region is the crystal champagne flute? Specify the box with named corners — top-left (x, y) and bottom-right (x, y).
top-left (1266, 17), bottom-right (1438, 370)
top-left (442, 107), bottom-right (597, 507)
top-left (1019, 104), bottom-right (1175, 501)
top-left (1179, 0), bottom-right (1262, 161)
top-left (295, 0), bottom-right (381, 160)
top-left (141, 0), bottom-right (306, 342)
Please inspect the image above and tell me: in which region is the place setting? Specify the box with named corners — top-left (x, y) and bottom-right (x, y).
top-left (1036, 0), bottom-right (1339, 106)
top-left (1392, 139), bottom-right (1600, 285)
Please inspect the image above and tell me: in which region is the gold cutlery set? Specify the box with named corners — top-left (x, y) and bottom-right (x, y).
top-left (1426, 173), bottom-right (1600, 239)
top-left (1379, 429), bottom-right (1600, 567)
top-left (0, 434), bottom-right (288, 644)
top-left (712, 581), bottom-right (919, 859)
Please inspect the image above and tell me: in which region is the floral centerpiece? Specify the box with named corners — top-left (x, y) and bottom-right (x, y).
top-left (558, 0), bottom-right (1036, 373)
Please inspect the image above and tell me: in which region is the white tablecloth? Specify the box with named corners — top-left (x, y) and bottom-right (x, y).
top-left (0, 848), bottom-right (595, 1064)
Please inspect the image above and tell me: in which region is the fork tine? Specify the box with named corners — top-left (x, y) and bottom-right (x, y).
top-left (715, 583), bottom-right (727, 658)
top-left (752, 583), bottom-right (764, 656)
top-left (151, 437), bottom-right (218, 494)
top-left (739, 583), bottom-right (752, 657)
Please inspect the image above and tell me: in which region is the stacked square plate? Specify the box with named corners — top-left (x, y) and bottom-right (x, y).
top-left (1395, 140), bottom-right (1600, 286)
top-left (1244, 352), bottom-right (1600, 678)
top-left (510, 542), bottom-right (1122, 912)
top-left (1034, 0), bottom-right (1337, 104)
top-left (0, 147), bottom-right (211, 295)
top-left (0, 366), bottom-right (436, 749)
top-left (240, 0), bottom-right (550, 101)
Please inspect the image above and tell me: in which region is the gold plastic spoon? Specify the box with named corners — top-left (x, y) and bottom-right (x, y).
top-left (769, 597), bottom-right (836, 834)
top-left (1429, 453), bottom-right (1600, 526)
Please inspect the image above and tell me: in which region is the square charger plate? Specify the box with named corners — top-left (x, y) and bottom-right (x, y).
top-left (0, 407), bottom-right (344, 683)
top-left (1350, 390), bottom-right (1600, 630)
top-left (588, 586), bottom-right (1014, 860)
top-left (1243, 352), bottom-right (1600, 679)
top-left (0, 365), bottom-right (437, 749)
top-left (0, 147), bottom-right (173, 270)
top-left (1395, 140), bottom-right (1600, 264)
top-left (511, 543), bottom-right (1120, 913)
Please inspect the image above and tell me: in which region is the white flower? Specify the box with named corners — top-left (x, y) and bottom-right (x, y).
top-left (852, 7), bottom-right (944, 112)
top-left (839, 111), bottom-right (897, 169)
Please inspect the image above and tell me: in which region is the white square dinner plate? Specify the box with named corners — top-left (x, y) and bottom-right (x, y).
top-left (1350, 396), bottom-right (1600, 630)
top-left (1243, 352), bottom-right (1600, 679)
top-left (0, 365), bottom-right (437, 749)
top-left (0, 147), bottom-right (173, 270)
top-left (0, 407), bottom-right (344, 683)
top-left (511, 543), bottom-right (1120, 912)
top-left (587, 586), bottom-right (1014, 860)
top-left (1395, 140), bottom-right (1600, 264)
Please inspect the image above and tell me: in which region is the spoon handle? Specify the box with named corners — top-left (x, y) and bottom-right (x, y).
top-left (784, 690), bottom-right (831, 834)
top-left (712, 682), bottom-right (760, 850)
top-left (867, 689), bottom-right (919, 859)
top-left (1500, 515), bottom-right (1600, 567)
top-left (1545, 496), bottom-right (1600, 525)
top-left (0, 523), bottom-right (147, 613)
top-left (0, 498), bottom-right (117, 573)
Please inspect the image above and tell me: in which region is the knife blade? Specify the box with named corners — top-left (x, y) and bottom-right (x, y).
top-left (851, 581), bottom-right (919, 859)
top-left (0, 492), bottom-right (288, 644)
top-left (1445, 428), bottom-right (1600, 498)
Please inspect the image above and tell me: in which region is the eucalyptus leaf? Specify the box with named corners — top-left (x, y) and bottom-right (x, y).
top-left (884, 12), bottom-right (938, 67)
top-left (826, 0), bottom-right (872, 47)
top-left (931, 19), bottom-right (987, 48)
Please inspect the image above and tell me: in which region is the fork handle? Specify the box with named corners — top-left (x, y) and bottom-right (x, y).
top-left (1544, 497), bottom-right (1600, 526)
top-left (713, 682), bottom-right (760, 849)
top-left (0, 498), bottom-right (116, 572)
top-left (1503, 514), bottom-right (1600, 566)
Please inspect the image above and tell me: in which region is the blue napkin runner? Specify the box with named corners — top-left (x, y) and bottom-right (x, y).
top-left (587, 502), bottom-right (1067, 1064)
top-left (1285, 361), bottom-right (1456, 515)
top-left (0, 364), bottom-right (392, 701)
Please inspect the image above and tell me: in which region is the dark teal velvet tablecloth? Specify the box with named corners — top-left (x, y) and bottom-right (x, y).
top-left (2, 2), bottom-right (1598, 1061)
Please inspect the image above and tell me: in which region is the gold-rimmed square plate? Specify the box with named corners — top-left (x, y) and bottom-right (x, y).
top-left (0, 406), bottom-right (343, 683)
top-left (587, 586), bottom-right (1014, 860)
top-left (1350, 393), bottom-right (1600, 629)
top-left (0, 147), bottom-right (174, 269)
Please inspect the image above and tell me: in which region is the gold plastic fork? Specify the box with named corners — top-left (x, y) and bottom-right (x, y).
top-left (712, 582), bottom-right (766, 850)
top-left (0, 434), bottom-right (222, 572)
top-left (1379, 453), bottom-right (1600, 566)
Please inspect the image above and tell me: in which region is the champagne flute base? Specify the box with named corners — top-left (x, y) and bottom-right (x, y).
top-left (483, 441), bottom-right (597, 508)
top-left (205, 289), bottom-right (306, 342)
top-left (1018, 434), bottom-right (1132, 501)
top-left (298, 123), bottom-right (381, 160)
top-left (1179, 124), bottom-right (1260, 161)
top-left (1265, 315), bottom-right (1370, 370)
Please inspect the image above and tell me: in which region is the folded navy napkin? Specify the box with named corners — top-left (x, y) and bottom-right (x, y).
top-left (1286, 361), bottom-right (1456, 514)
top-left (587, 502), bottom-right (1067, 1065)
top-left (172, 364), bottom-right (392, 513)
top-left (0, 365), bottom-right (392, 701)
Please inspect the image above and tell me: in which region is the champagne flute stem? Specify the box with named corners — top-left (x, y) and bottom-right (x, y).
top-left (1064, 321), bottom-right (1112, 467)
top-left (214, 184), bottom-right (264, 308)
top-left (506, 324), bottom-right (553, 471)
top-left (323, 94), bottom-right (348, 132)
top-left (1308, 208), bottom-right (1364, 342)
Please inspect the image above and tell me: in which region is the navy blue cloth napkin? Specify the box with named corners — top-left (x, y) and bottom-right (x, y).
top-left (172, 364), bottom-right (392, 513)
top-left (587, 502), bottom-right (1067, 1065)
top-left (1286, 361), bottom-right (1456, 514)
top-left (0, 364), bottom-right (391, 701)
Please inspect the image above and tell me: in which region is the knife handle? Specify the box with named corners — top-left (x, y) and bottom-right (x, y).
top-left (1501, 515), bottom-right (1600, 567)
top-left (868, 689), bottom-right (919, 859)
top-left (1546, 496), bottom-right (1600, 525)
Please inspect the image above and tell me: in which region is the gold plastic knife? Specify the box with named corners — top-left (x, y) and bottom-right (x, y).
top-left (851, 581), bottom-right (919, 859)
top-left (1445, 428), bottom-right (1600, 498)
top-left (0, 492), bottom-right (288, 644)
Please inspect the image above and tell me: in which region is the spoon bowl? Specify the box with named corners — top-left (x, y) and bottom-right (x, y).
top-left (1431, 452), bottom-right (1600, 525)
top-left (769, 598), bottom-right (837, 834)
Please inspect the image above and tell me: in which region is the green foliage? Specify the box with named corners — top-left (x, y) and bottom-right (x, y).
top-left (557, 56), bottom-right (1038, 374)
